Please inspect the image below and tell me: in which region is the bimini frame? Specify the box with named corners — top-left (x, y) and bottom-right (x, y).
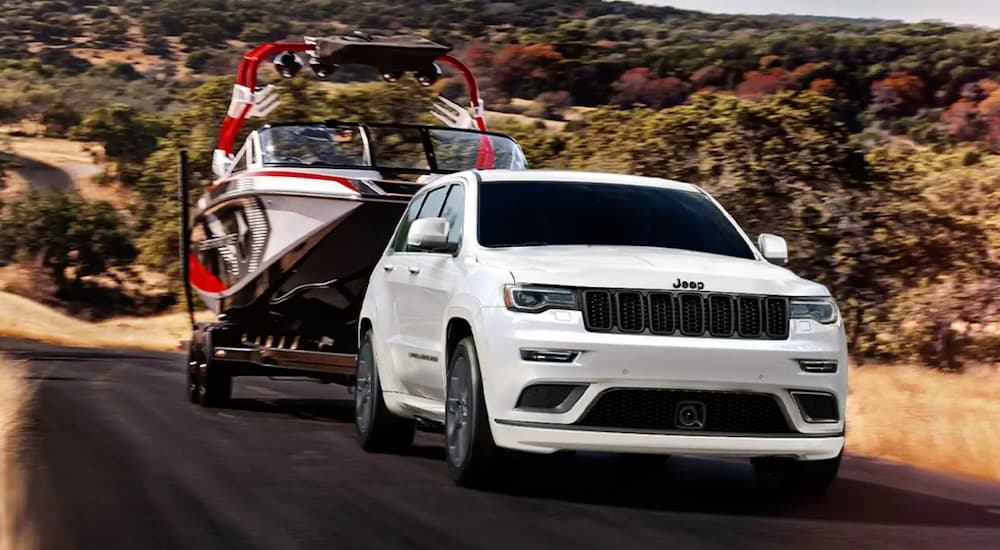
top-left (213, 35), bottom-right (492, 177)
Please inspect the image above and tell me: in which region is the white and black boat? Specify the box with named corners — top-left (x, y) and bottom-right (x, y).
top-left (180, 34), bottom-right (526, 404)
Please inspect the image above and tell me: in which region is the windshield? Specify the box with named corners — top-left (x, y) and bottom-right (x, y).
top-left (477, 181), bottom-right (756, 259)
top-left (259, 124), bottom-right (369, 167)
top-left (258, 123), bottom-right (526, 172)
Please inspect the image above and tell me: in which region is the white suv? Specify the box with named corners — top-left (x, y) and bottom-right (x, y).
top-left (355, 170), bottom-right (847, 494)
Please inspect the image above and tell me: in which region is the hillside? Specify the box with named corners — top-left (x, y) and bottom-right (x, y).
top-left (0, 0), bottom-right (998, 371)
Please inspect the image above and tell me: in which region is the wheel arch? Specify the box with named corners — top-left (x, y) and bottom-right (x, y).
top-left (446, 316), bottom-right (474, 367)
top-left (359, 317), bottom-right (374, 343)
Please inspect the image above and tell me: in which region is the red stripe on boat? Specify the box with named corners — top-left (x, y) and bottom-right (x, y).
top-left (211, 170), bottom-right (358, 191)
top-left (188, 253), bottom-right (229, 293)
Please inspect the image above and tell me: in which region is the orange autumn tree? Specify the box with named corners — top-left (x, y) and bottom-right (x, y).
top-left (980, 89), bottom-right (1000, 143)
top-left (943, 80), bottom-right (1000, 144)
top-left (490, 43), bottom-right (563, 98)
top-left (735, 67), bottom-right (797, 100)
top-left (809, 78), bottom-right (838, 97)
top-left (611, 67), bottom-right (688, 108)
top-left (869, 71), bottom-right (925, 117)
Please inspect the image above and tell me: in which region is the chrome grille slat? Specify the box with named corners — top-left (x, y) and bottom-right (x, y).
top-left (580, 289), bottom-right (789, 340)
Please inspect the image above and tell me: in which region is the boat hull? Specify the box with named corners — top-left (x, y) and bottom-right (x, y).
top-left (190, 193), bottom-right (406, 353)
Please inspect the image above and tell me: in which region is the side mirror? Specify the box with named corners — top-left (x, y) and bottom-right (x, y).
top-left (757, 233), bottom-right (788, 266)
top-left (407, 217), bottom-right (452, 252)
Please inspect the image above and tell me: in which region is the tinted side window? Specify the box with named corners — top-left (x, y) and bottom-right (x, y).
top-left (391, 194), bottom-right (426, 252)
top-left (439, 184), bottom-right (465, 247)
top-left (416, 186), bottom-right (448, 219)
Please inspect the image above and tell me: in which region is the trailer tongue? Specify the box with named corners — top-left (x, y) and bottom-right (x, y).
top-left (181, 33), bottom-right (525, 406)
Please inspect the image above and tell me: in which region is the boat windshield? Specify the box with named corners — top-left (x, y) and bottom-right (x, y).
top-left (260, 124), bottom-right (370, 167)
top-left (258, 123), bottom-right (526, 173)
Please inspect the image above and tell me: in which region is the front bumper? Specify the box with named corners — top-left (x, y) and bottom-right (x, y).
top-left (475, 306), bottom-right (848, 457)
top-left (492, 421), bottom-right (844, 459)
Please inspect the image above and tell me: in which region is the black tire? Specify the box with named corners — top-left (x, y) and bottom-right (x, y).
top-left (446, 336), bottom-right (505, 487)
top-left (186, 332), bottom-right (203, 404)
top-left (355, 330), bottom-right (415, 452)
top-left (197, 331), bottom-right (232, 407)
top-left (753, 452), bottom-right (841, 497)
top-left (198, 362), bottom-right (232, 407)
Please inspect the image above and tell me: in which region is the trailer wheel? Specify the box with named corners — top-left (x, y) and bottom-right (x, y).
top-left (187, 328), bottom-right (207, 404)
top-left (186, 347), bottom-right (201, 404)
top-left (355, 329), bottom-right (415, 452)
top-left (198, 362), bottom-right (232, 407)
top-left (197, 330), bottom-right (232, 407)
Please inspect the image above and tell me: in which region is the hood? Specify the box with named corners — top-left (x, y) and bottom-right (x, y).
top-left (476, 246), bottom-right (828, 297)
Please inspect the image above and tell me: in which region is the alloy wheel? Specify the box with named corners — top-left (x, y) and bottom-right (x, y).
top-left (446, 356), bottom-right (472, 467)
top-left (355, 339), bottom-right (375, 436)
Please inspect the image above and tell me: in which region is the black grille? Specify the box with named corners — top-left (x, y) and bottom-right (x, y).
top-left (583, 290), bottom-right (613, 331)
top-left (679, 294), bottom-right (705, 336)
top-left (577, 388), bottom-right (794, 434)
top-left (617, 291), bottom-right (645, 332)
top-left (708, 295), bottom-right (734, 336)
top-left (765, 298), bottom-right (788, 337)
top-left (580, 289), bottom-right (789, 340)
top-left (649, 293), bottom-right (675, 334)
top-left (738, 296), bottom-right (762, 337)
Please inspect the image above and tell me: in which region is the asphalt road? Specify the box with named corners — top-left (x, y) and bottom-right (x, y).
top-left (4, 338), bottom-right (999, 549)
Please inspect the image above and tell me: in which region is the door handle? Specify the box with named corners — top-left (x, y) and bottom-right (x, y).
top-left (383, 264), bottom-right (394, 272)
top-left (408, 266), bottom-right (421, 275)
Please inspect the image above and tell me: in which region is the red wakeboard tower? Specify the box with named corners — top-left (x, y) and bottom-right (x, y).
top-left (212, 33), bottom-right (491, 179)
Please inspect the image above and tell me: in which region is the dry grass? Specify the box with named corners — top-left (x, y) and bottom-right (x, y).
top-left (0, 357), bottom-right (35, 550)
top-left (846, 362), bottom-right (1000, 482)
top-left (0, 291), bottom-right (210, 352)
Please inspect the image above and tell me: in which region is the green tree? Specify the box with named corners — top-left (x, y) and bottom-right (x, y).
top-left (0, 193), bottom-right (136, 288)
top-left (41, 102), bottom-right (82, 137)
top-left (70, 104), bottom-right (167, 183)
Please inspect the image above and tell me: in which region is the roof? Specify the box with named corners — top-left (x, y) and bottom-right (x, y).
top-left (474, 169), bottom-right (700, 192)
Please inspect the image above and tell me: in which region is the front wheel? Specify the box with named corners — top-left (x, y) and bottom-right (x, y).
top-left (355, 330), bottom-right (415, 452)
top-left (446, 336), bottom-right (506, 487)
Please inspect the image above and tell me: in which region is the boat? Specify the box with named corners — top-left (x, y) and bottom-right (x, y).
top-left (180, 34), bottom-right (526, 403)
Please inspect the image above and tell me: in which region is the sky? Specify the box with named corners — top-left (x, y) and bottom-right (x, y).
top-left (639, 1), bottom-right (1000, 28)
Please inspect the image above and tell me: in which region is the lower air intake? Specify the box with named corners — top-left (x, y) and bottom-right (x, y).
top-left (577, 388), bottom-right (794, 434)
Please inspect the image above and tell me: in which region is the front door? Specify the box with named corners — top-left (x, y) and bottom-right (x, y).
top-left (401, 183), bottom-right (466, 401)
top-left (384, 184), bottom-right (449, 398)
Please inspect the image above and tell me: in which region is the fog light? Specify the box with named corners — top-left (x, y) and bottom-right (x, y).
top-left (798, 359), bottom-right (837, 373)
top-left (516, 384), bottom-right (587, 411)
top-left (791, 391), bottom-right (839, 422)
top-left (520, 348), bottom-right (580, 363)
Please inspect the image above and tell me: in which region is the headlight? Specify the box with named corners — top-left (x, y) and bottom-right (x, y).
top-left (790, 298), bottom-right (839, 324)
top-left (503, 285), bottom-right (578, 313)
